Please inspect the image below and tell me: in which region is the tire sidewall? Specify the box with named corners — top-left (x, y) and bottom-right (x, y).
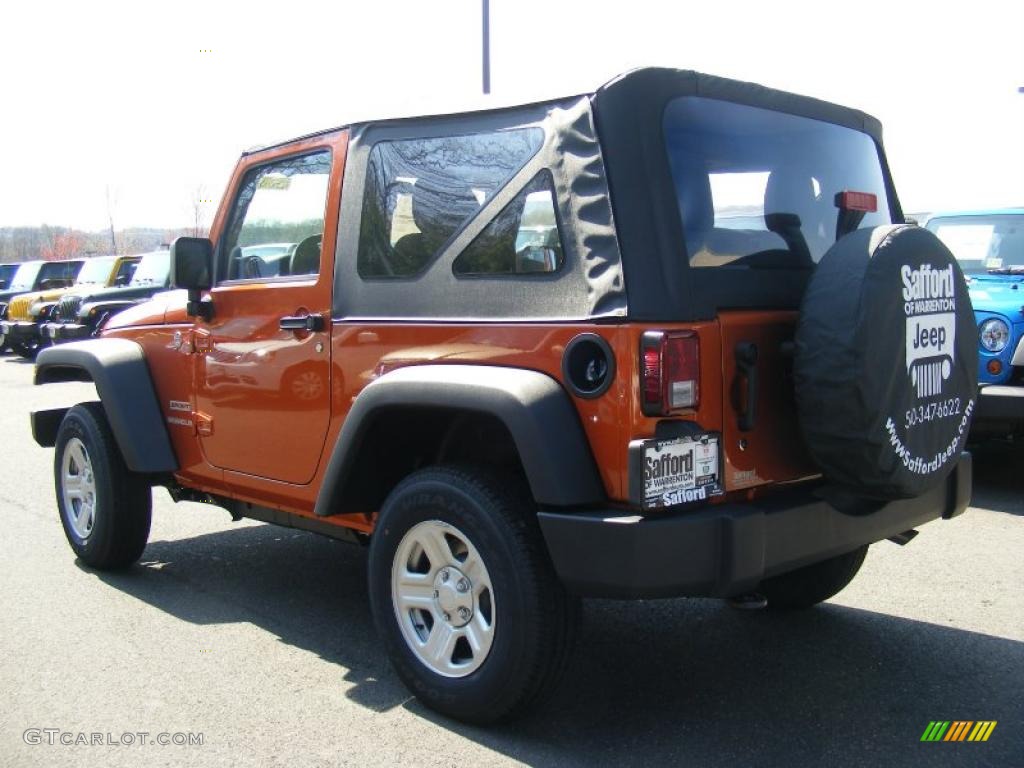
top-left (55, 408), bottom-right (118, 561)
top-left (368, 474), bottom-right (536, 716)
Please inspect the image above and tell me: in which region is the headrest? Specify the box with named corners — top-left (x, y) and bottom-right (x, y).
top-left (765, 168), bottom-right (819, 222)
top-left (672, 156), bottom-right (713, 247)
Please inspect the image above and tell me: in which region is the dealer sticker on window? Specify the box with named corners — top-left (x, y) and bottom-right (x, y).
top-left (640, 435), bottom-right (722, 509)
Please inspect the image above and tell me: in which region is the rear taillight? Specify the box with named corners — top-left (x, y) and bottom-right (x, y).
top-left (640, 331), bottom-right (700, 415)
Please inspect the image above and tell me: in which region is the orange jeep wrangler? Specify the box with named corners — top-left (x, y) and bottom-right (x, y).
top-left (31, 68), bottom-right (977, 723)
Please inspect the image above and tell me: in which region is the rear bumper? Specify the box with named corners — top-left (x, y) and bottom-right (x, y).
top-left (0, 321), bottom-right (39, 343)
top-left (538, 452), bottom-right (972, 599)
top-left (42, 322), bottom-right (91, 342)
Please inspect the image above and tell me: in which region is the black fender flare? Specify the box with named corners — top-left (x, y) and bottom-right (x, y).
top-left (33, 339), bottom-right (178, 473)
top-left (314, 364), bottom-right (605, 516)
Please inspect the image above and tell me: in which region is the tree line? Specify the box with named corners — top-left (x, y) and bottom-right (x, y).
top-left (0, 225), bottom-right (208, 263)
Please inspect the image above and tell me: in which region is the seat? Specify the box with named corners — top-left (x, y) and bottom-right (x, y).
top-left (764, 169), bottom-right (828, 263)
top-left (290, 234), bottom-right (322, 276)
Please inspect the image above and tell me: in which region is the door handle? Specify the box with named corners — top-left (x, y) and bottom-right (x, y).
top-left (735, 341), bottom-right (759, 432)
top-left (280, 314), bottom-right (325, 332)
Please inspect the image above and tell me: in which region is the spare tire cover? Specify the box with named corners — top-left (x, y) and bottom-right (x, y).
top-left (795, 224), bottom-right (977, 499)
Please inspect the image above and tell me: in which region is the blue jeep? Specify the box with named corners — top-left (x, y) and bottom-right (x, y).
top-left (927, 209), bottom-right (1024, 437)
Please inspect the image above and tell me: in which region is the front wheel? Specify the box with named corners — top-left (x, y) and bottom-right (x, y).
top-left (368, 466), bottom-right (578, 724)
top-left (10, 338), bottom-right (41, 359)
top-left (54, 403), bottom-right (152, 569)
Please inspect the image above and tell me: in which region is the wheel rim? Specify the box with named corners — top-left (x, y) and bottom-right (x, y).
top-left (391, 520), bottom-right (496, 678)
top-left (62, 437), bottom-right (97, 539)
top-left (291, 371), bottom-right (324, 400)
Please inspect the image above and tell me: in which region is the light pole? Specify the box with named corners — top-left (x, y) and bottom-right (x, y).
top-left (482, 0), bottom-right (491, 94)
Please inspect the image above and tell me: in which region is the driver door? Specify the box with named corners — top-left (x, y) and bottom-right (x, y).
top-left (193, 136), bottom-right (345, 485)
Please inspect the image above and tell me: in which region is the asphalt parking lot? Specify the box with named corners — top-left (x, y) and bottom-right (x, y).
top-left (1, 355), bottom-right (1021, 768)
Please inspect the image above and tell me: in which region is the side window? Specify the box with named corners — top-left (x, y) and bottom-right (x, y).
top-left (219, 150), bottom-right (331, 283)
top-left (453, 171), bottom-right (564, 276)
top-left (357, 128), bottom-right (543, 278)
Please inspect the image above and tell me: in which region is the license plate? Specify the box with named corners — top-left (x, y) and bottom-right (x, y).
top-left (640, 435), bottom-right (722, 509)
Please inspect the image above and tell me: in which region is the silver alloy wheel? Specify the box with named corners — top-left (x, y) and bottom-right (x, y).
top-left (391, 519), bottom-right (496, 678)
top-left (62, 437), bottom-right (97, 539)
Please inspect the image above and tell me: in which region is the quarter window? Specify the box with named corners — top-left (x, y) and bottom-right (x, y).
top-left (357, 128), bottom-right (544, 278)
top-left (453, 171), bottom-right (564, 276)
top-left (219, 151), bottom-right (331, 282)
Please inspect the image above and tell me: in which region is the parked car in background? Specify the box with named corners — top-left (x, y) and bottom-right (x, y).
top-left (0, 259), bottom-right (84, 352)
top-left (43, 248), bottom-right (170, 343)
top-left (0, 255), bottom-right (139, 359)
top-left (0, 262), bottom-right (20, 290)
top-left (927, 209), bottom-right (1024, 437)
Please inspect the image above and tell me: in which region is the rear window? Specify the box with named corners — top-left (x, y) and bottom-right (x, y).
top-left (664, 97), bottom-right (892, 268)
top-left (926, 214), bottom-right (1024, 275)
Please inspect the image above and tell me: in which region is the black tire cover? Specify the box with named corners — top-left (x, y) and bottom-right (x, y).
top-left (795, 224), bottom-right (977, 499)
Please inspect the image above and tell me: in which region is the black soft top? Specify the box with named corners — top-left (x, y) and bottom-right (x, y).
top-left (593, 68), bottom-right (901, 322)
top-left (252, 68), bottom-right (901, 323)
top-left (596, 68), bottom-right (884, 143)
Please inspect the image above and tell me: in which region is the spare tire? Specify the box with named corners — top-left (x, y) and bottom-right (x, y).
top-left (795, 224), bottom-right (977, 499)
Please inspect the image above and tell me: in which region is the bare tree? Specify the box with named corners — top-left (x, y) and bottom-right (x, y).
top-left (105, 185), bottom-right (119, 255)
top-left (190, 184), bottom-right (210, 238)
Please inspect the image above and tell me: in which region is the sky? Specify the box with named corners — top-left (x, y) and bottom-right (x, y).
top-left (1, 0), bottom-right (1021, 231)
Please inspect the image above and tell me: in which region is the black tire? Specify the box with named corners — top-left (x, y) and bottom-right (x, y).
top-left (759, 545), bottom-right (868, 610)
top-left (54, 402), bottom-right (152, 569)
top-left (368, 466), bottom-right (578, 724)
top-left (10, 339), bottom-right (40, 359)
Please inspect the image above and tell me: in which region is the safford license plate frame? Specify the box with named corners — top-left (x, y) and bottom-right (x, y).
top-left (628, 433), bottom-right (723, 510)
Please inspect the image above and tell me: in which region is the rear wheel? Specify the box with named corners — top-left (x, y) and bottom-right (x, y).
top-left (54, 403), bottom-right (152, 569)
top-left (368, 466), bottom-right (578, 724)
top-left (759, 545), bottom-right (868, 610)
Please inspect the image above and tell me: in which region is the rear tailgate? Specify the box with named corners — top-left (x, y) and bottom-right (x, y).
top-left (719, 310), bottom-right (817, 490)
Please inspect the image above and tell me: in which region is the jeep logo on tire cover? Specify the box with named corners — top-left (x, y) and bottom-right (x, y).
top-left (903, 264), bottom-right (956, 399)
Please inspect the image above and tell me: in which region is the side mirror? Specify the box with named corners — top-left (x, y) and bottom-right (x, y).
top-left (170, 237), bottom-right (214, 320)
